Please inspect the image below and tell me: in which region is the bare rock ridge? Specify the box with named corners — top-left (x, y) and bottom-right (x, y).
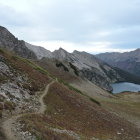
top-left (25, 42), bottom-right (53, 59)
top-left (0, 25), bottom-right (137, 91)
top-left (0, 26), bottom-right (37, 59)
top-left (53, 48), bottom-right (124, 91)
top-left (96, 49), bottom-right (140, 76)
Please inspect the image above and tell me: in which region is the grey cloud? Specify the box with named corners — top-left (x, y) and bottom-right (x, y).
top-left (0, 4), bottom-right (31, 27)
top-left (0, 0), bottom-right (140, 49)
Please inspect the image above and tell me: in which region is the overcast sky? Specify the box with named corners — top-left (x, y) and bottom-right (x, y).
top-left (0, 0), bottom-right (140, 53)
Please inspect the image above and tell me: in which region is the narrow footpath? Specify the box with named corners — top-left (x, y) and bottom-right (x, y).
top-left (2, 81), bottom-right (54, 140)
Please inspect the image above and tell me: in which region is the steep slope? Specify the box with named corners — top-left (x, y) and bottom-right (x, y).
top-left (0, 48), bottom-right (50, 104)
top-left (0, 48), bottom-right (51, 139)
top-left (1, 26), bottom-right (139, 91)
top-left (41, 48), bottom-right (140, 91)
top-left (0, 26), bottom-right (134, 91)
top-left (0, 26), bottom-right (140, 140)
top-left (0, 26), bottom-right (37, 59)
top-left (52, 48), bottom-right (124, 91)
top-left (1, 47), bottom-right (139, 140)
top-left (96, 49), bottom-right (140, 76)
top-left (25, 42), bottom-right (53, 59)
top-left (18, 82), bottom-right (140, 140)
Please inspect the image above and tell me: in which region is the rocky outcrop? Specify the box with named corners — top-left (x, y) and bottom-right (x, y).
top-left (0, 57), bottom-right (30, 103)
top-left (25, 42), bottom-right (53, 59)
top-left (0, 26), bottom-right (37, 59)
top-left (52, 48), bottom-right (124, 91)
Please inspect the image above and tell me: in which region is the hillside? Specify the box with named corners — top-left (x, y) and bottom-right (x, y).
top-left (96, 49), bottom-right (140, 76)
top-left (0, 48), bottom-right (51, 139)
top-left (18, 81), bottom-right (140, 140)
top-left (0, 26), bottom-right (140, 140)
top-left (0, 44), bottom-right (140, 140)
top-left (1, 26), bottom-right (140, 92)
top-left (52, 48), bottom-right (124, 91)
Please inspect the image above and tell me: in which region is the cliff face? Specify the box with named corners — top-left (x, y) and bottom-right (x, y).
top-left (0, 26), bottom-right (37, 59)
top-left (52, 48), bottom-right (124, 91)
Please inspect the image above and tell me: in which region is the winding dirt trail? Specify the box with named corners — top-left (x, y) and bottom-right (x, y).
top-left (38, 81), bottom-right (54, 114)
top-left (2, 115), bottom-right (22, 140)
top-left (2, 81), bottom-right (54, 140)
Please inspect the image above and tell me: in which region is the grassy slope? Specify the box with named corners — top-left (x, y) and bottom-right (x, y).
top-left (0, 48), bottom-right (51, 90)
top-left (19, 82), bottom-right (140, 140)
top-left (1, 48), bottom-right (140, 140)
top-left (36, 58), bottom-right (80, 82)
top-left (100, 92), bottom-right (140, 129)
top-left (72, 80), bottom-right (140, 131)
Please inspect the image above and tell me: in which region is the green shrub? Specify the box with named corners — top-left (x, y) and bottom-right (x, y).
top-left (89, 97), bottom-right (101, 106)
top-left (0, 110), bottom-right (2, 118)
top-left (4, 101), bottom-right (15, 110)
top-left (0, 95), bottom-right (5, 102)
top-left (11, 55), bottom-right (18, 60)
top-left (56, 62), bottom-right (69, 72)
top-left (0, 48), bottom-right (4, 54)
top-left (11, 55), bottom-right (51, 77)
top-left (36, 137), bottom-right (43, 140)
top-left (0, 103), bottom-right (3, 110)
top-left (34, 67), bottom-right (49, 75)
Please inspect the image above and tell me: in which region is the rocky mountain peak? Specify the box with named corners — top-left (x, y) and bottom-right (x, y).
top-left (52, 47), bottom-right (71, 60)
top-left (58, 47), bottom-right (67, 52)
top-left (56, 47), bottom-right (69, 55)
top-left (0, 26), bottom-right (37, 59)
top-left (0, 26), bottom-right (7, 31)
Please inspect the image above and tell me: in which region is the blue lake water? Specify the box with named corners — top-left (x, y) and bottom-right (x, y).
top-left (111, 82), bottom-right (140, 94)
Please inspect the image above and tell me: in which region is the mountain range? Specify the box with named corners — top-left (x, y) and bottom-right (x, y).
top-left (0, 25), bottom-right (140, 140)
top-left (96, 49), bottom-right (140, 76)
top-left (1, 26), bottom-right (140, 92)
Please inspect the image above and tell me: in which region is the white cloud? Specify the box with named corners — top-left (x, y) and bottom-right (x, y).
top-left (30, 41), bottom-right (135, 54)
top-left (97, 31), bottom-right (111, 37)
top-left (0, 0), bottom-right (140, 52)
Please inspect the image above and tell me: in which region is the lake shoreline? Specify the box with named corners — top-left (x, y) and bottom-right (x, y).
top-left (111, 82), bottom-right (140, 94)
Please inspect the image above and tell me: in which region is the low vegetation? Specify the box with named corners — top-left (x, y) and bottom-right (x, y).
top-left (69, 62), bottom-right (79, 76)
top-left (0, 49), bottom-right (51, 92)
top-left (11, 55), bottom-right (50, 76)
top-left (41, 82), bottom-right (140, 139)
top-left (0, 48), bottom-right (4, 53)
top-left (19, 114), bottom-right (77, 140)
top-left (0, 99), bottom-right (16, 118)
top-left (4, 101), bottom-right (15, 111)
top-left (56, 62), bottom-right (69, 72)
top-left (58, 78), bottom-right (101, 105)
top-left (1, 48), bottom-right (140, 140)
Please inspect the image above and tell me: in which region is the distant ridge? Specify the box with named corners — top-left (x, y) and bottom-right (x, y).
top-left (96, 49), bottom-right (140, 76)
top-left (1, 25), bottom-right (140, 91)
